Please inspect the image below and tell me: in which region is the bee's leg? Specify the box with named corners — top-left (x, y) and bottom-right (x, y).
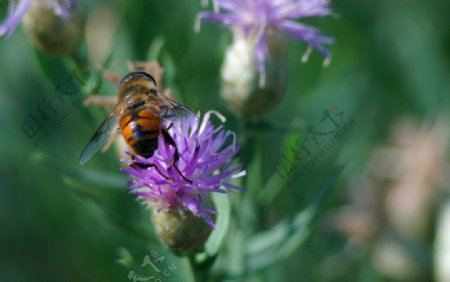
top-left (161, 127), bottom-right (179, 163)
top-left (161, 128), bottom-right (193, 184)
top-left (95, 64), bottom-right (122, 85)
top-left (84, 95), bottom-right (117, 110)
top-left (162, 89), bottom-right (175, 100)
top-left (130, 155), bottom-right (171, 180)
top-left (102, 71), bottom-right (122, 85)
top-left (165, 122), bottom-right (173, 131)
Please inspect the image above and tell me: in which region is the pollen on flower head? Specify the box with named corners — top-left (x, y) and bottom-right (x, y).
top-left (121, 111), bottom-right (246, 229)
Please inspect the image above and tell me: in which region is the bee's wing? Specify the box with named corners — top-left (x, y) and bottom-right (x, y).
top-left (155, 93), bottom-right (195, 121)
top-left (79, 110), bottom-right (120, 165)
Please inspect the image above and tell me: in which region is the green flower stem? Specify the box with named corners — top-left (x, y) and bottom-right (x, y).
top-left (188, 254), bottom-right (209, 282)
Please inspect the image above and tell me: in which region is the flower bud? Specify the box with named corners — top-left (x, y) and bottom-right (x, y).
top-left (151, 209), bottom-right (212, 253)
top-left (22, 0), bottom-right (84, 56)
top-left (220, 29), bottom-right (287, 119)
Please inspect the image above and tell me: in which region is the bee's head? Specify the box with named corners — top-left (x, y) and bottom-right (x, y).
top-left (119, 71), bottom-right (157, 90)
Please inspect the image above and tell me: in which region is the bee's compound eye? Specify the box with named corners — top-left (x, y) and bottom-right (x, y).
top-left (135, 72), bottom-right (157, 86)
top-left (119, 73), bottom-right (133, 89)
top-left (119, 71), bottom-right (157, 88)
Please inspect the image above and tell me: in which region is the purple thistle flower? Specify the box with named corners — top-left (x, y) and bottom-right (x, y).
top-left (121, 111), bottom-right (246, 229)
top-left (0, 0), bottom-right (74, 37)
top-left (196, 0), bottom-right (335, 81)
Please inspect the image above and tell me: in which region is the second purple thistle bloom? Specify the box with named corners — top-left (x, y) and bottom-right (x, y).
top-left (197, 0), bottom-right (335, 81)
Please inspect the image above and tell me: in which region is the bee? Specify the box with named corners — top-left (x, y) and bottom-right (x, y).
top-left (79, 71), bottom-right (193, 182)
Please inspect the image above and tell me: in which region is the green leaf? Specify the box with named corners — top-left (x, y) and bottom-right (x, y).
top-left (33, 48), bottom-right (79, 92)
top-left (79, 69), bottom-right (103, 97)
top-left (258, 131), bottom-right (302, 205)
top-left (194, 191), bottom-right (231, 266)
top-left (205, 192), bottom-right (231, 256)
top-left (145, 36), bottom-right (176, 86)
top-left (245, 164), bottom-right (347, 273)
top-left (117, 247), bottom-right (136, 268)
top-left (245, 119), bottom-right (303, 134)
top-left (161, 52), bottom-right (177, 87)
top-left (30, 152), bottom-right (156, 241)
top-left (30, 152), bottom-right (128, 189)
top-left (63, 166), bottom-right (128, 189)
top-left (146, 36), bottom-right (166, 61)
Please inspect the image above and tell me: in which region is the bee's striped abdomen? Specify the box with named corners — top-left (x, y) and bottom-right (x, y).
top-left (119, 110), bottom-right (161, 158)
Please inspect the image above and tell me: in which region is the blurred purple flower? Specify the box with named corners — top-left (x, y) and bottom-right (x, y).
top-left (196, 0), bottom-right (334, 78)
top-left (0, 0), bottom-right (74, 37)
top-left (121, 111), bottom-right (246, 229)
top-left (0, 0), bottom-right (31, 37)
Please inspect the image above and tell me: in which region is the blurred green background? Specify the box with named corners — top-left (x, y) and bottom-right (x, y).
top-left (1, 0), bottom-right (450, 281)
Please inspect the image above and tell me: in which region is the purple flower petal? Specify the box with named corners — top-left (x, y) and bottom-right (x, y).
top-left (0, 0), bottom-right (31, 37)
top-left (279, 20), bottom-right (334, 56)
top-left (50, 0), bottom-right (76, 21)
